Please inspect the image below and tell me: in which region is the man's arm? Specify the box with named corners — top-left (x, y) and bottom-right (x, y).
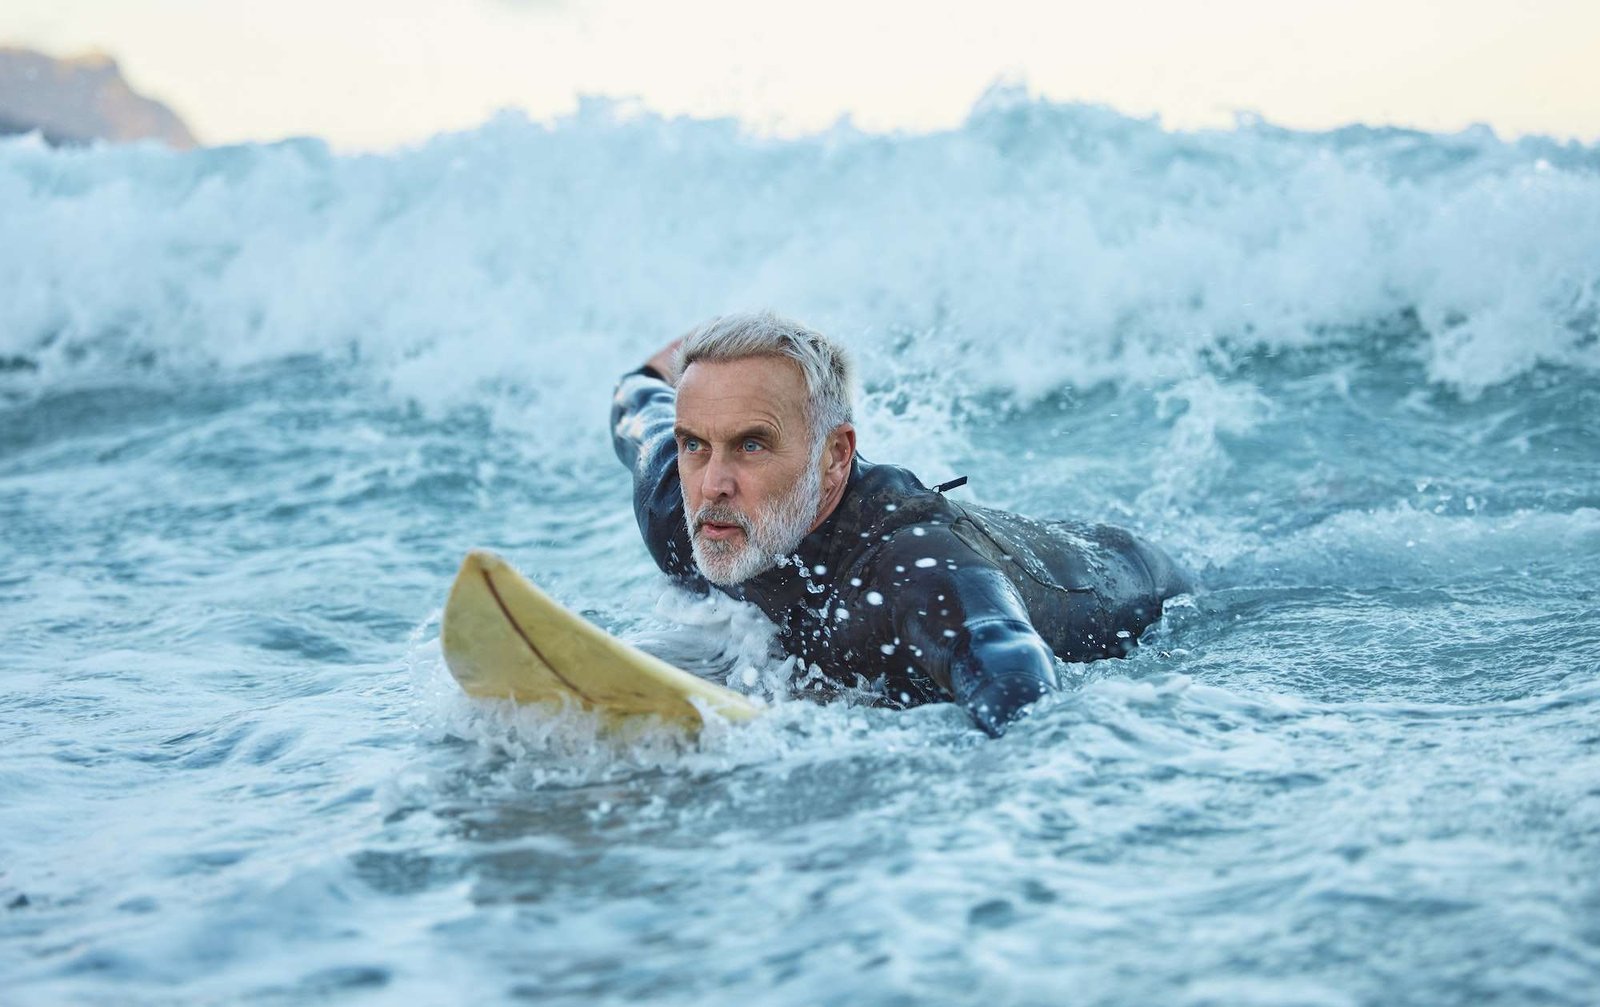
top-left (610, 346), bottom-right (700, 584)
top-left (874, 527), bottom-right (1059, 737)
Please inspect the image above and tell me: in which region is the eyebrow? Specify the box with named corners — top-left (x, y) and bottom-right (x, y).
top-left (673, 423), bottom-right (780, 442)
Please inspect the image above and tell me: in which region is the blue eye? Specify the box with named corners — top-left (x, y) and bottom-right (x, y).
top-left (742, 438), bottom-right (763, 452)
top-left (681, 437), bottom-right (703, 453)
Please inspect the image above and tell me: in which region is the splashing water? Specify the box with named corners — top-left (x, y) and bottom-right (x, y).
top-left (3, 94), bottom-right (1599, 1005)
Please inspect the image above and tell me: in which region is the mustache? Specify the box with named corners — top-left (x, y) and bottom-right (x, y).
top-left (691, 503), bottom-right (753, 536)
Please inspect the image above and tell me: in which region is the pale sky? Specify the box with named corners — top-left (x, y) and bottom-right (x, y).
top-left (4, 0), bottom-right (1598, 148)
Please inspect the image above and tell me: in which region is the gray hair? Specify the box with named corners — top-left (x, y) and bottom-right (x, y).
top-left (677, 311), bottom-right (854, 449)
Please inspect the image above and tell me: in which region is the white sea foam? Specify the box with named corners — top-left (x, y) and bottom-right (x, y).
top-left (2, 93), bottom-right (1596, 426)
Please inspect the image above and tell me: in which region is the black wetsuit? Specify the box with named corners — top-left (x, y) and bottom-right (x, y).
top-left (611, 368), bottom-right (1193, 735)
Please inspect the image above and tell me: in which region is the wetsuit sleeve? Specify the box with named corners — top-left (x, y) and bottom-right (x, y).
top-left (610, 368), bottom-right (700, 584)
top-left (875, 528), bottom-right (1060, 737)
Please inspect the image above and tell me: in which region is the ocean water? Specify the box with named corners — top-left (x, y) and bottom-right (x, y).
top-left (3, 91), bottom-right (1599, 1005)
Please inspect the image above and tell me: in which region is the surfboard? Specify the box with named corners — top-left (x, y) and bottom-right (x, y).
top-left (440, 550), bottom-right (763, 729)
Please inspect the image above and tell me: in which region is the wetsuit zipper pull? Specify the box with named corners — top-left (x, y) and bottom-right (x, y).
top-left (933, 476), bottom-right (968, 493)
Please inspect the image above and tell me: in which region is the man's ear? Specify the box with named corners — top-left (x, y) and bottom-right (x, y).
top-left (824, 423), bottom-right (856, 490)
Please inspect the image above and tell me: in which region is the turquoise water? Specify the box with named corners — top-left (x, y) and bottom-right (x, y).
top-left (3, 96), bottom-right (1599, 1005)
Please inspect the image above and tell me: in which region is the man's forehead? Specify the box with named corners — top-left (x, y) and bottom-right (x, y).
top-left (676, 356), bottom-right (808, 427)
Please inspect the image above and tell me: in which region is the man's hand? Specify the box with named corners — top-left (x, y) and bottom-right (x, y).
top-left (643, 338), bottom-right (683, 387)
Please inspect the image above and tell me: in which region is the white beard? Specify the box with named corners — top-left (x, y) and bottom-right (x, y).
top-left (687, 459), bottom-right (822, 586)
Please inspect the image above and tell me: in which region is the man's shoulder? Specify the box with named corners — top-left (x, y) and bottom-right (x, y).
top-left (826, 469), bottom-right (1001, 587)
top-left (836, 458), bottom-right (951, 525)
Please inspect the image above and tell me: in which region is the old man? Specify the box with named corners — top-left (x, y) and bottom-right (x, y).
top-left (611, 312), bottom-right (1190, 736)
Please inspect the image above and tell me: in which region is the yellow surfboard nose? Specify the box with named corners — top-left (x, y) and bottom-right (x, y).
top-left (441, 550), bottom-right (763, 729)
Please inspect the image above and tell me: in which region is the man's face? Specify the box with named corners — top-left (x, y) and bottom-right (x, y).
top-left (674, 355), bottom-right (822, 585)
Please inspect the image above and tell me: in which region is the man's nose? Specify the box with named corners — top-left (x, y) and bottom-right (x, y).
top-left (700, 449), bottom-right (737, 501)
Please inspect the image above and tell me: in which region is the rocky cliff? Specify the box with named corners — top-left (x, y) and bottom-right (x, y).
top-left (0, 46), bottom-right (197, 148)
